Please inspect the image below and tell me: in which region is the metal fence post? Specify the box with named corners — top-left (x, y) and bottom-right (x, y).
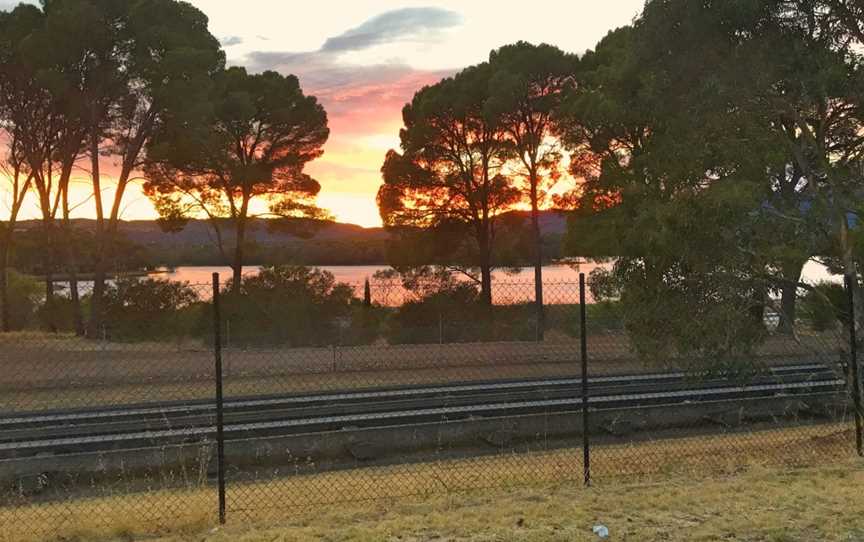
top-left (845, 274), bottom-right (863, 456)
top-left (212, 273), bottom-right (227, 523)
top-left (579, 273), bottom-right (591, 485)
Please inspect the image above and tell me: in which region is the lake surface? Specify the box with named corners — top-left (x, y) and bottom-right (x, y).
top-left (152, 260), bottom-right (840, 286)
top-left (50, 261), bottom-right (840, 306)
top-left (150, 263), bottom-right (612, 304)
top-left (151, 263), bottom-right (611, 286)
top-left (143, 261), bottom-right (840, 306)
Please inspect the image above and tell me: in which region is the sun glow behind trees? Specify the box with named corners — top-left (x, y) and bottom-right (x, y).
top-left (0, 0), bottom-right (644, 229)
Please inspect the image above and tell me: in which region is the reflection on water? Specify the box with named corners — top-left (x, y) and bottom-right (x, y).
top-left (152, 263), bottom-right (611, 286)
top-left (52, 260), bottom-right (841, 307)
top-left (147, 263), bottom-right (611, 305)
top-left (153, 260), bottom-right (839, 287)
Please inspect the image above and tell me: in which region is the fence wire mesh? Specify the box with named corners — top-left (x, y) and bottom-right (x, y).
top-left (0, 269), bottom-right (860, 539)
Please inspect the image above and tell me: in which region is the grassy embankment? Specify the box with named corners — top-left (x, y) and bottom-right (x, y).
top-left (0, 421), bottom-right (856, 541)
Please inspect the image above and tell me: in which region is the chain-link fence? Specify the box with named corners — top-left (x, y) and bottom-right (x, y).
top-left (0, 268), bottom-right (861, 540)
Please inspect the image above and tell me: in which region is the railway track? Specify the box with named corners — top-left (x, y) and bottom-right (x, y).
top-left (0, 362), bottom-right (847, 461)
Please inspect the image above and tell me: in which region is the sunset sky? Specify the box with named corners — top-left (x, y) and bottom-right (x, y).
top-left (2, 0), bottom-right (644, 227)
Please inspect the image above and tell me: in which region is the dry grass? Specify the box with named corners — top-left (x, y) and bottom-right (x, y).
top-left (191, 461), bottom-right (864, 542)
top-left (0, 422), bottom-right (856, 542)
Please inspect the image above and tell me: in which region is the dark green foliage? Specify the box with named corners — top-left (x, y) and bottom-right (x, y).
top-left (342, 301), bottom-right (385, 347)
top-left (37, 289), bottom-right (88, 333)
top-left (384, 282), bottom-right (538, 344)
top-left (800, 282), bottom-right (849, 331)
top-left (363, 278), bottom-right (372, 307)
top-left (589, 263), bottom-right (767, 366)
top-left (0, 270), bottom-right (40, 330)
top-left (555, 301), bottom-right (625, 337)
top-left (144, 67), bottom-right (330, 287)
top-left (101, 278), bottom-right (201, 341)
top-left (219, 265), bottom-right (371, 347)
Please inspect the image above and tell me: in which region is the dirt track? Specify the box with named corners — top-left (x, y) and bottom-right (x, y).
top-left (2, 331), bottom-right (845, 382)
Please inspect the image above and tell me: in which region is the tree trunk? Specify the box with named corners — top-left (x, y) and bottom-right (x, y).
top-left (43, 276), bottom-right (55, 332)
top-left (88, 134), bottom-right (106, 339)
top-left (0, 236), bottom-right (9, 332)
top-left (777, 258), bottom-right (806, 334)
top-left (0, 177), bottom-right (29, 333)
top-left (232, 215), bottom-right (247, 289)
top-left (89, 257), bottom-right (107, 339)
top-left (480, 264), bottom-right (493, 307)
top-left (69, 268), bottom-right (83, 336)
top-left (65, 237), bottom-right (83, 335)
top-left (62, 219), bottom-right (83, 336)
top-left (478, 229), bottom-right (493, 306)
top-left (60, 157), bottom-right (83, 336)
top-left (839, 214), bottom-right (864, 334)
top-left (530, 177), bottom-right (544, 341)
top-left (42, 218), bottom-right (57, 333)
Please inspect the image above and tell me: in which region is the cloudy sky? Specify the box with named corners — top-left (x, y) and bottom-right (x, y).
top-left (5, 0), bottom-right (645, 227)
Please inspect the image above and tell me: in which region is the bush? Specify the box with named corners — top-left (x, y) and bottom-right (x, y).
top-left (385, 282), bottom-right (537, 344)
top-left (593, 261), bottom-right (767, 365)
top-left (800, 281), bottom-right (848, 331)
top-left (553, 301), bottom-right (626, 337)
top-left (101, 278), bottom-right (202, 341)
top-left (36, 283), bottom-right (89, 333)
top-left (220, 266), bottom-right (370, 347)
top-left (0, 270), bottom-right (41, 330)
top-left (340, 302), bottom-right (386, 346)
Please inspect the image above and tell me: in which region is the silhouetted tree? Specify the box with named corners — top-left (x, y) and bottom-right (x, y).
top-left (363, 277), bottom-right (372, 307)
top-left (487, 41), bottom-right (576, 335)
top-left (0, 3), bottom-right (70, 332)
top-left (378, 64), bottom-right (520, 305)
top-left (87, 0), bottom-right (224, 336)
top-left (0, 96), bottom-right (33, 332)
top-left (144, 67), bottom-right (330, 287)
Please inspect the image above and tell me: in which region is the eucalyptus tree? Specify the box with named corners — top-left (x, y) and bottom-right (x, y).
top-left (377, 64), bottom-right (520, 305)
top-left (27, 0), bottom-right (132, 334)
top-left (87, 0), bottom-right (224, 335)
top-left (557, 0), bottom-right (864, 342)
top-left (0, 2), bottom-right (82, 332)
top-left (144, 67), bottom-right (329, 287)
top-left (711, 0), bottom-right (864, 328)
top-left (0, 5), bottom-right (40, 332)
top-left (556, 5), bottom-right (781, 360)
top-left (770, 0), bottom-right (864, 292)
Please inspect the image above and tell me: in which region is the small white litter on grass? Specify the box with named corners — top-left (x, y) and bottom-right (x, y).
top-left (593, 524), bottom-right (609, 538)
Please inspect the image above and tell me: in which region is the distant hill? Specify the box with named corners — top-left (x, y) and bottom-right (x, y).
top-left (17, 217), bottom-right (389, 246)
top-left (18, 210), bottom-right (567, 247)
top-left (15, 211), bottom-right (569, 267)
top-left (503, 210), bottom-right (568, 236)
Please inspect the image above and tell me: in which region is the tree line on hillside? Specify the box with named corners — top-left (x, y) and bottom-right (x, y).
top-left (378, 0), bottom-right (864, 358)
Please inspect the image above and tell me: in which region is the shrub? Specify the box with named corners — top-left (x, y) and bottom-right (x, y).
top-left (36, 283), bottom-right (89, 333)
top-left (385, 282), bottom-right (537, 344)
top-left (800, 281), bottom-right (848, 331)
top-left (594, 260), bottom-right (767, 365)
top-left (0, 270), bottom-right (41, 330)
top-left (552, 301), bottom-right (626, 337)
top-left (101, 278), bottom-right (202, 341)
top-left (219, 266), bottom-right (367, 347)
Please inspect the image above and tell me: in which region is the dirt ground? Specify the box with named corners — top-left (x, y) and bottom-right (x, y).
top-left (0, 330), bottom-right (845, 411)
